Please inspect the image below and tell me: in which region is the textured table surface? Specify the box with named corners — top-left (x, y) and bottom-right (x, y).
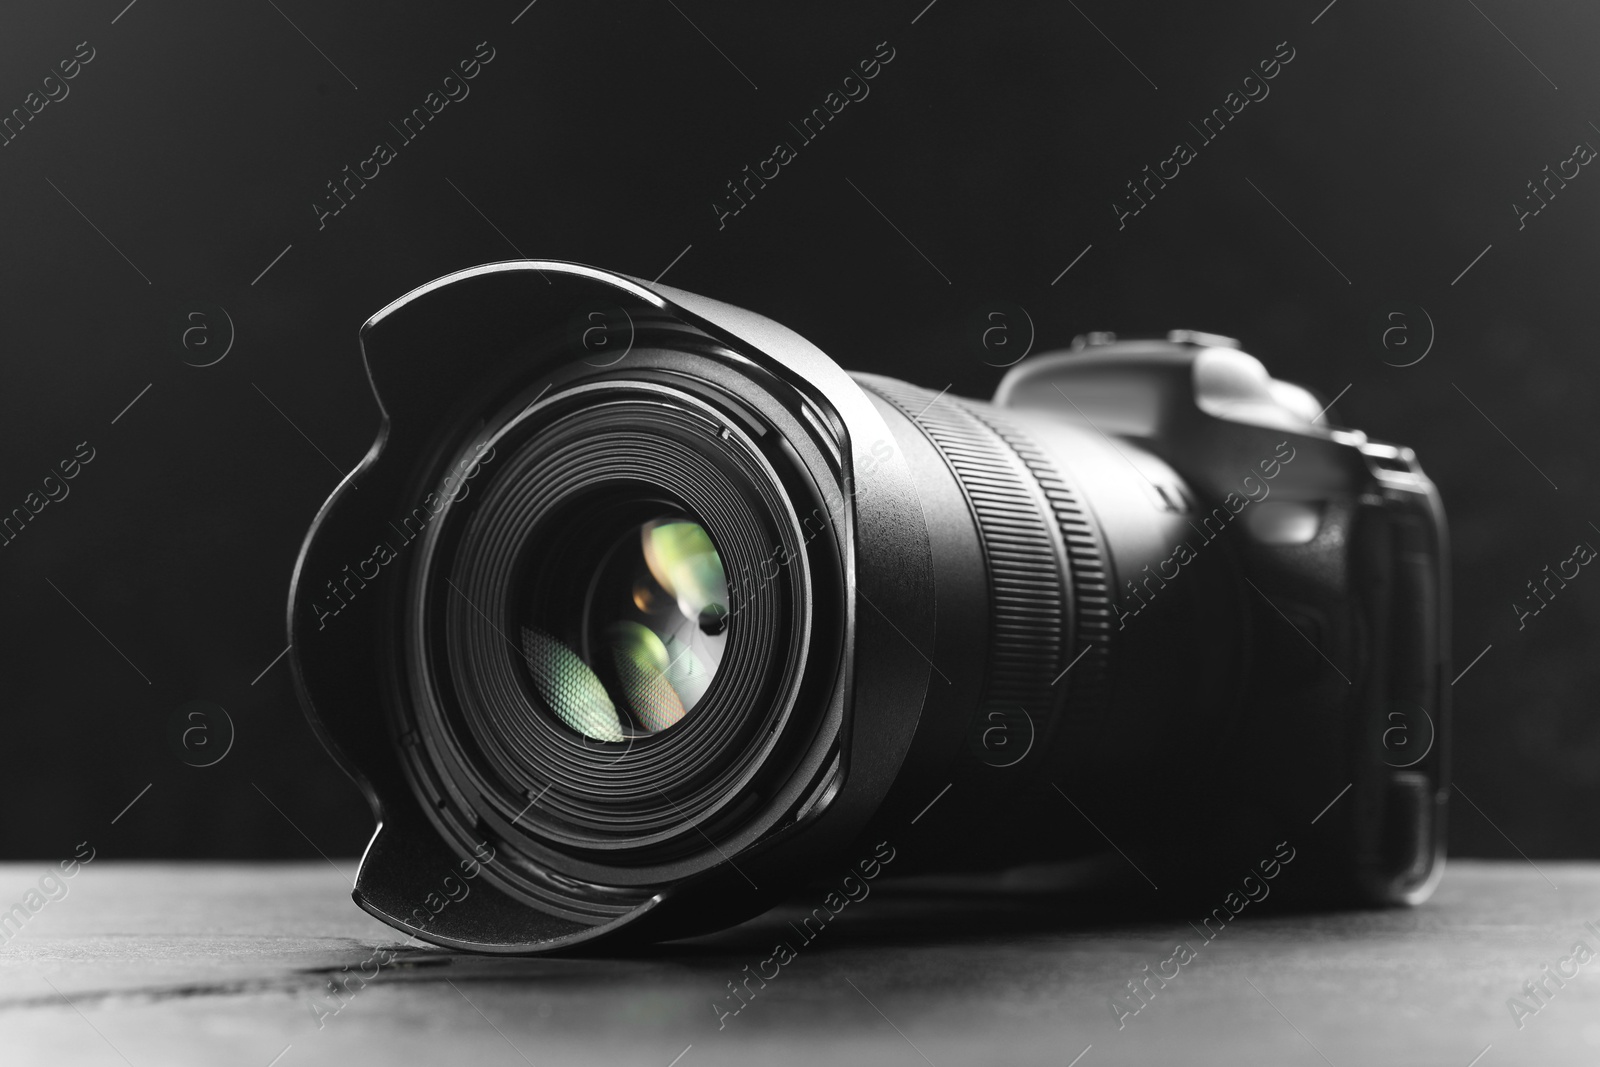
top-left (0, 860), bottom-right (1590, 1066)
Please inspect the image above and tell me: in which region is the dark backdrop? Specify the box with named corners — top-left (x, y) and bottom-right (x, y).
top-left (2, 0), bottom-right (1595, 861)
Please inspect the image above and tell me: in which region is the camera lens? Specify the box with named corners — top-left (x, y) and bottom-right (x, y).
top-left (519, 513), bottom-right (729, 743)
top-left (391, 366), bottom-right (841, 906)
top-left (293, 262), bottom-right (1449, 952)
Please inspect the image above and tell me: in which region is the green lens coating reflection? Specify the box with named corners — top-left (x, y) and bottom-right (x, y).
top-left (607, 621), bottom-right (686, 732)
top-left (641, 519), bottom-right (728, 623)
top-left (522, 516), bottom-right (729, 744)
top-left (521, 627), bottom-right (626, 742)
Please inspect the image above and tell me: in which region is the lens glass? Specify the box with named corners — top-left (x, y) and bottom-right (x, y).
top-left (521, 514), bottom-right (729, 742)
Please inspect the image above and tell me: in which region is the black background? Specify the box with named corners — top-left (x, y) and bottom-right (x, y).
top-left (1, 0), bottom-right (1594, 862)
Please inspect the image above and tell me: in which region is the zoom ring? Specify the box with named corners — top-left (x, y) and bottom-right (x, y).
top-left (962, 404), bottom-right (1113, 757)
top-left (860, 378), bottom-right (1068, 766)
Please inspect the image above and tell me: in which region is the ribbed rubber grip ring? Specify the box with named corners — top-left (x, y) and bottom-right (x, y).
top-left (963, 403), bottom-right (1113, 755)
top-left (859, 376), bottom-right (1070, 765)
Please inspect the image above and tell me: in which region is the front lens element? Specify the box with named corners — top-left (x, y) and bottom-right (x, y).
top-left (521, 513), bottom-right (729, 743)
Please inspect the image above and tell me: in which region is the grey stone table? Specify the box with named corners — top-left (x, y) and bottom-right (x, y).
top-left (0, 861), bottom-right (1590, 1066)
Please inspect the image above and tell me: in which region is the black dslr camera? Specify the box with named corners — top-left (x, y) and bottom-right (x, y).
top-left (291, 261), bottom-right (1449, 953)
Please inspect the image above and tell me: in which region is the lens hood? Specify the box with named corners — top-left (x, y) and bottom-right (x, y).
top-left (290, 261), bottom-right (936, 952)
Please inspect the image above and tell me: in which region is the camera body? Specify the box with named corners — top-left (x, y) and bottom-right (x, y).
top-left (967, 329), bottom-right (1447, 899)
top-left (291, 261), bottom-right (1448, 953)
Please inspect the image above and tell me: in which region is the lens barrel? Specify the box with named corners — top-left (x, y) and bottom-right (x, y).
top-left (291, 261), bottom-right (1449, 952)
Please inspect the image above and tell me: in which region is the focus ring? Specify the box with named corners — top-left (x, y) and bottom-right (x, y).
top-left (858, 377), bottom-right (1067, 762)
top-left (961, 404), bottom-right (1113, 755)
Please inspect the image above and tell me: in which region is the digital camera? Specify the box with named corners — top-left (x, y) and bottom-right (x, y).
top-left (290, 261), bottom-right (1449, 953)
